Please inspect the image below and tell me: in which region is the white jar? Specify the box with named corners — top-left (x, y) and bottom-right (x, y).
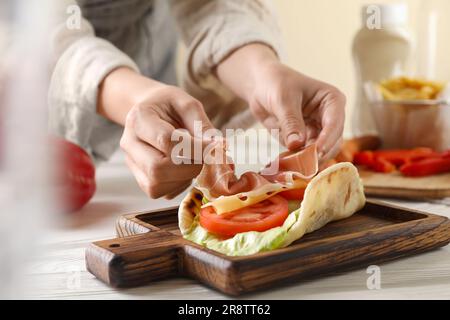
top-left (351, 3), bottom-right (414, 137)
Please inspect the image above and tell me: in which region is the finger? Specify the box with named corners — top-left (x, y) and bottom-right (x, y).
top-left (126, 156), bottom-right (183, 198)
top-left (320, 137), bottom-right (343, 163)
top-left (123, 113), bottom-right (207, 179)
top-left (171, 128), bottom-right (216, 164)
top-left (121, 125), bottom-right (164, 173)
top-left (305, 122), bottom-right (320, 145)
top-left (131, 106), bottom-right (177, 155)
top-left (125, 132), bottom-right (203, 182)
top-left (335, 148), bottom-right (354, 163)
top-left (251, 101), bottom-right (272, 123)
top-left (271, 98), bottom-right (306, 151)
top-left (126, 155), bottom-right (193, 198)
top-left (161, 159), bottom-right (203, 183)
top-left (260, 116), bottom-right (283, 144)
top-left (146, 179), bottom-right (192, 199)
top-left (335, 140), bottom-right (358, 163)
top-left (315, 93), bottom-right (346, 158)
top-left (165, 180), bottom-right (193, 200)
top-left (125, 155), bottom-right (150, 193)
top-left (319, 159), bottom-right (337, 171)
top-left (133, 107), bottom-right (211, 163)
top-left (262, 116), bottom-right (279, 131)
top-left (172, 95), bottom-right (217, 139)
top-left (170, 95), bottom-right (223, 163)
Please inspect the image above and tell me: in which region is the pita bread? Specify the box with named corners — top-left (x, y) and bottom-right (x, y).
top-left (281, 162), bottom-right (366, 247)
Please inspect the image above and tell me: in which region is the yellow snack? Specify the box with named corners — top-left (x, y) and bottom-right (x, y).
top-left (378, 76), bottom-right (444, 101)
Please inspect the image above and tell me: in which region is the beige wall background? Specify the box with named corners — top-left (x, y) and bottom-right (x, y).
top-left (273, 0), bottom-right (422, 136)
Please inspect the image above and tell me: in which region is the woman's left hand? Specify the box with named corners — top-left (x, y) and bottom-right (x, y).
top-left (217, 44), bottom-right (346, 162)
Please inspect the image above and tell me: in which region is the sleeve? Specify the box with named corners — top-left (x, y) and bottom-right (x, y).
top-left (168, 0), bottom-right (286, 130)
top-left (48, 1), bottom-right (140, 163)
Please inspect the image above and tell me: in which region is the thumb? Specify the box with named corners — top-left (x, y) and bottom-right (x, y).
top-left (276, 108), bottom-right (306, 151)
top-left (174, 98), bottom-right (217, 137)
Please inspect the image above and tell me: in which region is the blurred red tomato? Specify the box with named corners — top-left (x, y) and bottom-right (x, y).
top-left (51, 137), bottom-right (96, 213)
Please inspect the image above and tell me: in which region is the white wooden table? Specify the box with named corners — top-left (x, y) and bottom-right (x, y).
top-left (24, 152), bottom-right (450, 300)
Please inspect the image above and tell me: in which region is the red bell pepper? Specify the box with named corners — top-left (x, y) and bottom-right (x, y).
top-left (370, 157), bottom-right (396, 173)
top-left (353, 151), bottom-right (395, 173)
top-left (353, 151), bottom-right (374, 166)
top-left (353, 148), bottom-right (450, 177)
top-left (372, 148), bottom-right (435, 166)
top-left (442, 150), bottom-right (450, 159)
top-left (400, 157), bottom-right (450, 177)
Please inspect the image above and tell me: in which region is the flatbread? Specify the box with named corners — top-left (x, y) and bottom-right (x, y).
top-left (281, 162), bottom-right (366, 247)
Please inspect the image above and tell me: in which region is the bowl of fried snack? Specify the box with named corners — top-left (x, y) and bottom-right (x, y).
top-left (365, 77), bottom-right (450, 151)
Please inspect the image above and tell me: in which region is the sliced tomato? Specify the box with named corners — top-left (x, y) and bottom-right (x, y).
top-left (279, 188), bottom-right (306, 201)
top-left (199, 195), bottom-right (289, 237)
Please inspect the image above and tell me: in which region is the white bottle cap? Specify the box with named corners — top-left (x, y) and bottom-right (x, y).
top-left (362, 3), bottom-right (408, 28)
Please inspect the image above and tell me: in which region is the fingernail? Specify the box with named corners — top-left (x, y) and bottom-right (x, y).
top-left (287, 133), bottom-right (302, 147)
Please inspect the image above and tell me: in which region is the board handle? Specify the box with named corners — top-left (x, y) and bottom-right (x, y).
top-left (85, 230), bottom-right (182, 288)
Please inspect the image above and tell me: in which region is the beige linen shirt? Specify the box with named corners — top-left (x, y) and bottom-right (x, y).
top-left (48, 0), bottom-right (285, 163)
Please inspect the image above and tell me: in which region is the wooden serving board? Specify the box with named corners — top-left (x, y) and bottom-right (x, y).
top-left (359, 168), bottom-right (450, 199)
top-left (85, 200), bottom-right (450, 296)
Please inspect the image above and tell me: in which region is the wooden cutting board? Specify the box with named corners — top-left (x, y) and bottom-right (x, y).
top-left (359, 168), bottom-right (450, 199)
top-left (85, 200), bottom-right (450, 296)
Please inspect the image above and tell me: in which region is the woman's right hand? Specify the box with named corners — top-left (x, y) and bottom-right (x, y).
top-left (120, 83), bottom-right (217, 199)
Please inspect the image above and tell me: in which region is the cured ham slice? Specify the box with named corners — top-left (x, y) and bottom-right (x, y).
top-left (195, 143), bottom-right (319, 214)
top-left (260, 144), bottom-right (319, 184)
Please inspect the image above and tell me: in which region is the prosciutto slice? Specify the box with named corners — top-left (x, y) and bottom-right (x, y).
top-left (196, 143), bottom-right (319, 199)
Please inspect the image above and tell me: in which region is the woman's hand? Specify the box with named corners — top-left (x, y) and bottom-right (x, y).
top-left (216, 44), bottom-right (346, 162)
top-left (98, 68), bottom-right (216, 199)
top-left (249, 62), bottom-right (346, 161)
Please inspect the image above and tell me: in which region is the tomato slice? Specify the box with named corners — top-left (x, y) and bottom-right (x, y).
top-left (199, 195), bottom-right (289, 237)
top-left (279, 188), bottom-right (306, 201)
